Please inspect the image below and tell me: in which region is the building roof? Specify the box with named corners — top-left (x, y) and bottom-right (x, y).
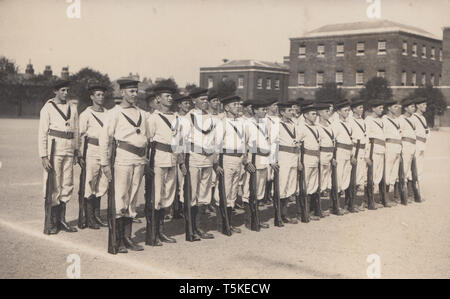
top-left (297, 19), bottom-right (439, 41)
top-left (201, 59), bottom-right (289, 71)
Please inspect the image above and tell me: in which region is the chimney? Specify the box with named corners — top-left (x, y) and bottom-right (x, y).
top-left (222, 58), bottom-right (229, 64)
top-left (25, 59), bottom-right (34, 76)
top-left (61, 66), bottom-right (69, 79)
top-left (43, 65), bottom-right (53, 78)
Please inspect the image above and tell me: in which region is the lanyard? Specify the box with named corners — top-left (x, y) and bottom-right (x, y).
top-left (121, 111), bottom-right (142, 134)
top-left (91, 112), bottom-right (104, 127)
top-left (305, 124), bottom-right (320, 144)
top-left (386, 117), bottom-right (400, 132)
top-left (49, 101), bottom-right (71, 126)
top-left (340, 121), bottom-right (352, 140)
top-left (191, 113), bottom-right (214, 134)
top-left (159, 113), bottom-right (179, 132)
top-left (281, 121), bottom-right (296, 140)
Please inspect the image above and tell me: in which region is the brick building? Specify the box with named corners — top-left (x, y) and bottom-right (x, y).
top-left (287, 20), bottom-right (443, 102)
top-left (439, 27), bottom-right (450, 126)
top-left (199, 59), bottom-right (289, 102)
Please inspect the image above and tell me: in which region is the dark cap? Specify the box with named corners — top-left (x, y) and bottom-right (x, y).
top-left (302, 103), bottom-right (317, 114)
top-left (220, 95), bottom-right (241, 105)
top-left (173, 93), bottom-right (191, 103)
top-left (250, 98), bottom-right (277, 108)
top-left (188, 87), bottom-right (208, 98)
top-left (117, 78), bottom-right (139, 89)
top-left (276, 101), bottom-right (294, 109)
top-left (53, 79), bottom-right (70, 90)
top-left (413, 97), bottom-right (427, 105)
top-left (299, 99), bottom-right (315, 109)
top-left (401, 97), bottom-right (415, 107)
top-left (315, 102), bottom-right (331, 111)
top-left (88, 82), bottom-right (107, 93)
top-left (368, 98), bottom-right (386, 107)
top-left (350, 99), bottom-right (365, 108)
top-left (383, 99), bottom-right (398, 107)
top-left (153, 84), bottom-right (177, 95)
top-left (207, 88), bottom-right (219, 100)
top-left (335, 99), bottom-right (351, 110)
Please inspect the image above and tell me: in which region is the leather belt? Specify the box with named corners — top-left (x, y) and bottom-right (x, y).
top-left (402, 137), bottom-right (416, 144)
top-left (279, 145), bottom-right (299, 154)
top-left (154, 141), bottom-right (173, 153)
top-left (319, 146), bottom-right (334, 153)
top-left (48, 129), bottom-right (74, 140)
top-left (87, 137), bottom-right (99, 146)
top-left (190, 144), bottom-right (214, 156)
top-left (386, 138), bottom-right (402, 145)
top-left (417, 136), bottom-right (427, 143)
top-left (336, 142), bottom-right (353, 151)
top-left (355, 143), bottom-right (366, 150)
top-left (223, 149), bottom-right (243, 157)
top-left (255, 148), bottom-right (270, 157)
top-left (117, 141), bottom-right (147, 157)
top-left (372, 138), bottom-right (386, 146)
top-left (304, 148), bottom-right (320, 157)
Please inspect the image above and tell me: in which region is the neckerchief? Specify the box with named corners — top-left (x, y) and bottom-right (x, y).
top-left (191, 113), bottom-right (214, 134)
top-left (414, 114), bottom-right (429, 131)
top-left (404, 116), bottom-right (416, 131)
top-left (386, 116), bottom-right (400, 132)
top-left (159, 113), bottom-right (179, 132)
top-left (305, 124), bottom-right (320, 144)
top-left (320, 124), bottom-right (334, 144)
top-left (49, 101), bottom-right (71, 125)
top-left (281, 121), bottom-right (296, 140)
top-left (373, 118), bottom-right (384, 130)
top-left (121, 111), bottom-right (142, 134)
top-left (353, 118), bottom-right (366, 135)
top-left (91, 112), bottom-right (104, 127)
top-left (340, 121), bottom-right (352, 140)
top-left (227, 120), bottom-right (244, 139)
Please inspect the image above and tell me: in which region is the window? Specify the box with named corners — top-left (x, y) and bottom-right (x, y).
top-left (356, 42), bottom-right (365, 56)
top-left (257, 78), bottom-right (263, 89)
top-left (336, 43), bottom-right (344, 57)
top-left (299, 45), bottom-right (306, 58)
top-left (335, 71), bottom-right (343, 86)
top-left (431, 47), bottom-right (436, 60)
top-left (207, 78), bottom-right (213, 88)
top-left (412, 43), bottom-right (417, 57)
top-left (298, 72), bottom-right (305, 86)
top-left (377, 70), bottom-right (385, 78)
top-left (316, 72), bottom-right (324, 87)
top-left (431, 74), bottom-right (435, 86)
top-left (411, 72), bottom-right (416, 86)
top-left (440, 49), bottom-right (443, 62)
top-left (421, 73), bottom-right (426, 85)
top-left (356, 71), bottom-right (364, 86)
top-left (378, 40), bottom-right (386, 55)
top-left (422, 45), bottom-right (427, 58)
top-left (401, 71), bottom-right (407, 86)
top-left (274, 79), bottom-right (280, 90)
top-left (317, 44), bottom-right (325, 57)
top-left (402, 41), bottom-right (408, 55)
top-left (266, 78), bottom-right (271, 90)
top-left (238, 77), bottom-right (244, 89)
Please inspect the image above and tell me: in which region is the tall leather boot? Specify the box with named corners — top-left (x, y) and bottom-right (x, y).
top-left (58, 202), bottom-right (78, 232)
top-left (407, 180), bottom-right (414, 203)
top-left (281, 198), bottom-right (298, 224)
top-left (116, 218), bottom-right (128, 253)
top-left (331, 191), bottom-right (345, 215)
top-left (308, 195), bottom-right (320, 221)
top-left (365, 186), bottom-right (377, 210)
top-left (123, 218), bottom-right (144, 251)
top-left (384, 185), bottom-right (395, 207)
top-left (87, 199), bottom-right (100, 229)
top-left (243, 202), bottom-right (251, 229)
top-left (191, 206), bottom-right (202, 240)
top-left (196, 206), bottom-right (214, 239)
top-left (48, 206), bottom-right (59, 234)
top-left (316, 192), bottom-right (330, 217)
top-left (394, 182), bottom-right (400, 200)
top-left (94, 197), bottom-right (108, 227)
top-left (227, 207), bottom-right (241, 233)
top-left (345, 189), bottom-right (358, 213)
top-left (264, 181), bottom-right (273, 205)
top-left (158, 209), bottom-right (176, 243)
top-left (257, 200), bottom-right (269, 229)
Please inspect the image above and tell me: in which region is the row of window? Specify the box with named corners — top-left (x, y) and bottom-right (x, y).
top-left (207, 77), bottom-right (280, 90)
top-left (297, 71), bottom-right (440, 87)
top-left (298, 41), bottom-right (443, 60)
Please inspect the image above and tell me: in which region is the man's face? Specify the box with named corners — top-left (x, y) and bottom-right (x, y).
top-left (338, 106), bottom-right (350, 119)
top-left (389, 104), bottom-right (402, 117)
top-left (179, 100), bottom-right (191, 113)
top-left (280, 107), bottom-right (295, 119)
top-left (373, 105), bottom-right (384, 116)
top-left (209, 98), bottom-right (220, 110)
top-left (405, 104), bottom-right (416, 115)
top-left (254, 107), bottom-right (267, 119)
top-left (225, 101), bottom-right (241, 116)
top-left (158, 92), bottom-right (173, 108)
top-left (291, 104), bottom-right (300, 116)
top-left (305, 111), bottom-right (317, 123)
top-left (193, 96), bottom-right (209, 110)
top-left (90, 90), bottom-right (105, 106)
top-left (352, 105), bottom-right (364, 117)
top-left (121, 88), bottom-right (138, 105)
top-left (318, 109), bottom-right (329, 120)
top-left (417, 102), bottom-right (427, 113)
top-left (268, 103), bottom-right (278, 114)
top-left (54, 87), bottom-right (69, 101)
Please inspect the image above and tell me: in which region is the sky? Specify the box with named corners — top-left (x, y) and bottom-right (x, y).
top-left (1, 0), bottom-right (449, 86)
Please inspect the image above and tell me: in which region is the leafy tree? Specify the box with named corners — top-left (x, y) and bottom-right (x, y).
top-left (410, 85), bottom-right (447, 127)
top-left (0, 56), bottom-right (19, 82)
top-left (68, 67), bottom-right (113, 111)
top-left (315, 82), bottom-right (347, 103)
top-left (185, 83), bottom-right (198, 94)
top-left (217, 79), bottom-right (236, 99)
top-left (359, 77), bottom-right (393, 107)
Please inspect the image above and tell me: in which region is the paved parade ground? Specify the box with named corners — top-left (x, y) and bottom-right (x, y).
top-left (0, 118), bottom-right (449, 279)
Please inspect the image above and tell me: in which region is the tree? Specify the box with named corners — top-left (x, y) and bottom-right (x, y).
top-left (185, 83), bottom-right (198, 94)
top-left (217, 79), bottom-right (236, 99)
top-left (359, 77), bottom-right (393, 106)
top-left (315, 82), bottom-right (347, 103)
top-left (0, 56), bottom-right (19, 83)
top-left (68, 67), bottom-right (113, 111)
top-left (410, 85), bottom-right (447, 127)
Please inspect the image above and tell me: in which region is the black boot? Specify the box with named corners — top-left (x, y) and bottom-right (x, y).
top-left (123, 218), bottom-right (144, 251)
top-left (307, 195), bottom-right (320, 221)
top-left (195, 206), bottom-right (214, 239)
top-left (243, 202), bottom-right (251, 229)
top-left (385, 185), bottom-right (395, 207)
top-left (281, 198), bottom-right (298, 224)
top-left (365, 186), bottom-right (377, 210)
top-left (257, 200), bottom-right (269, 229)
top-left (228, 207), bottom-right (241, 233)
top-left (345, 189), bottom-right (358, 213)
top-left (406, 180), bottom-right (414, 203)
top-left (58, 202), bottom-right (78, 232)
top-left (78, 199), bottom-right (88, 229)
top-left (87, 199), bottom-right (100, 229)
top-left (116, 218), bottom-right (128, 253)
top-left (48, 206), bottom-right (59, 234)
top-left (157, 209), bottom-right (176, 243)
top-left (315, 192), bottom-right (329, 217)
top-left (93, 197), bottom-right (108, 227)
top-left (394, 182), bottom-right (400, 200)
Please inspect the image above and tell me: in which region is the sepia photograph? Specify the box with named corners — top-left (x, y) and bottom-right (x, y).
top-left (0, 0), bottom-right (449, 284)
